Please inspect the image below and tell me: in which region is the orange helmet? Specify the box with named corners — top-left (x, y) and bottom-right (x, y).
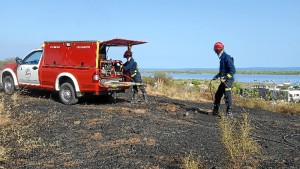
top-left (214, 42), bottom-right (224, 51)
top-left (123, 50), bottom-right (132, 57)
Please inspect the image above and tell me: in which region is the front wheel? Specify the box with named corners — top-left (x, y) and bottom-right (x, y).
top-left (59, 82), bottom-right (78, 105)
top-left (3, 76), bottom-right (15, 95)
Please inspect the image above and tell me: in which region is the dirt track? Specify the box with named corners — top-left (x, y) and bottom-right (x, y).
top-left (0, 91), bottom-right (300, 169)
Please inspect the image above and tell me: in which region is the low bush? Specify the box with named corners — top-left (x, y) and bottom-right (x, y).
top-left (220, 113), bottom-right (261, 169)
top-left (142, 71), bottom-right (173, 86)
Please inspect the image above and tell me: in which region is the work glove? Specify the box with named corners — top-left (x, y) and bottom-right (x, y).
top-left (226, 73), bottom-right (233, 79)
top-left (220, 74), bottom-right (232, 82)
top-left (212, 74), bottom-right (219, 80)
top-left (220, 76), bottom-right (226, 82)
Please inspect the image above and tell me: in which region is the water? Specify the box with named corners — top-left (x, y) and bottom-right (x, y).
top-left (141, 72), bottom-right (300, 84)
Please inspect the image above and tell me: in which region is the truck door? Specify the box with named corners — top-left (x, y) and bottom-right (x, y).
top-left (17, 50), bottom-right (43, 85)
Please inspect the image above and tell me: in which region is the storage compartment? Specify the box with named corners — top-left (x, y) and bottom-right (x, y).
top-left (99, 60), bottom-right (123, 78)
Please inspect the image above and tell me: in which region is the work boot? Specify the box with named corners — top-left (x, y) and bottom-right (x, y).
top-left (143, 93), bottom-right (148, 103)
top-left (226, 107), bottom-right (233, 118)
top-left (212, 104), bottom-right (220, 116)
top-left (131, 93), bottom-right (138, 103)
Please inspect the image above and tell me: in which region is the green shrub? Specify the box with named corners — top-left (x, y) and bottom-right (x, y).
top-left (153, 72), bottom-right (172, 85)
top-left (232, 82), bottom-right (243, 95)
top-left (142, 76), bottom-right (156, 86)
top-left (142, 71), bottom-right (173, 86)
top-left (191, 79), bottom-right (201, 86)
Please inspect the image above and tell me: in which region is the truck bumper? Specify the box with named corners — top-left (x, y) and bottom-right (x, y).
top-left (102, 81), bottom-right (145, 90)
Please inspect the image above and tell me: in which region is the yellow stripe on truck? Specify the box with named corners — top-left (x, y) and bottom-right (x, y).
top-left (96, 41), bottom-right (100, 68)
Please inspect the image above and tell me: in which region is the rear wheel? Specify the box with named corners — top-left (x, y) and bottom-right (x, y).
top-left (59, 82), bottom-right (78, 105)
top-left (3, 76), bottom-right (15, 95)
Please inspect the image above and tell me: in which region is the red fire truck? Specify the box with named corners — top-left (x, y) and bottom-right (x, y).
top-left (0, 38), bottom-right (147, 104)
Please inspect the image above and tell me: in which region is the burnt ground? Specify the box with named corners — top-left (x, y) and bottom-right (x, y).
top-left (0, 90), bottom-right (300, 169)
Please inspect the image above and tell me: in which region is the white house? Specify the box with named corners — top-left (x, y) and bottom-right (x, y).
top-left (288, 90), bottom-right (300, 102)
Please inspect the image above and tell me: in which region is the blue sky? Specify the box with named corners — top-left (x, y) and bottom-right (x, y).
top-left (0, 0), bottom-right (299, 69)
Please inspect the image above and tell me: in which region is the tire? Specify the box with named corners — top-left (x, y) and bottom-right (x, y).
top-left (59, 82), bottom-right (78, 105)
top-left (3, 76), bottom-right (15, 95)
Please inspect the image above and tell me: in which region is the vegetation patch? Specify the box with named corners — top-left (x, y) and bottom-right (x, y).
top-left (144, 73), bottom-right (300, 114)
top-left (219, 113), bottom-right (261, 169)
top-left (182, 151), bottom-right (203, 169)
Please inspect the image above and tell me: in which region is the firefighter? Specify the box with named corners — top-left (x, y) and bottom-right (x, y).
top-left (123, 50), bottom-right (148, 103)
top-left (212, 42), bottom-right (236, 117)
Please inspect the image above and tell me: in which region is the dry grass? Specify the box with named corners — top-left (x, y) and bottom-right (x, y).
top-left (0, 146), bottom-right (7, 162)
top-left (219, 113), bottom-right (261, 169)
top-left (0, 98), bottom-right (11, 126)
top-left (0, 98), bottom-right (5, 112)
top-left (147, 79), bottom-right (212, 103)
top-left (147, 78), bottom-right (300, 115)
top-left (0, 93), bottom-right (48, 164)
top-left (11, 93), bottom-right (20, 107)
top-left (182, 151), bottom-right (203, 169)
top-left (0, 95), bottom-right (10, 162)
top-left (11, 113), bottom-right (46, 151)
top-left (235, 96), bottom-right (300, 114)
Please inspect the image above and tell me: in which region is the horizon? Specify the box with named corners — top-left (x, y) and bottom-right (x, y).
top-left (141, 67), bottom-right (300, 70)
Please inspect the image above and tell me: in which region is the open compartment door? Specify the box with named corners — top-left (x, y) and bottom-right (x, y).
top-left (101, 38), bottom-right (147, 46)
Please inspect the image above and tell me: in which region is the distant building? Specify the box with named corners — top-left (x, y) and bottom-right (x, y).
top-left (287, 90), bottom-right (300, 102)
top-left (241, 84), bottom-right (300, 103)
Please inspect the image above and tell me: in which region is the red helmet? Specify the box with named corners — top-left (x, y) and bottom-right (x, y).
top-left (123, 50), bottom-right (132, 57)
top-left (214, 42), bottom-right (224, 51)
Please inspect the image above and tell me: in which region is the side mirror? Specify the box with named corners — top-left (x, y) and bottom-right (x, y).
top-left (15, 57), bottom-right (22, 65)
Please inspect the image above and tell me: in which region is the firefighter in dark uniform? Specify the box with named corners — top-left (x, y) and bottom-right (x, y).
top-left (212, 42), bottom-right (236, 117)
top-left (123, 50), bottom-right (148, 103)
